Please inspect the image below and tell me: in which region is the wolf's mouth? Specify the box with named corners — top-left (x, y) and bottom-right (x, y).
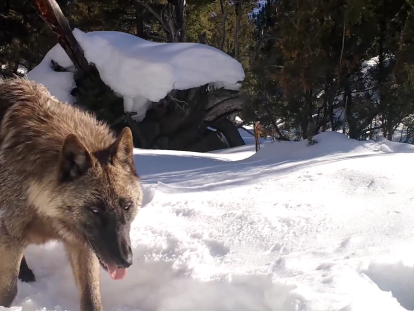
top-left (85, 237), bottom-right (127, 280)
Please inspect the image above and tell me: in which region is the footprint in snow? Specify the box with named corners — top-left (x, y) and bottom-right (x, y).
top-left (316, 262), bottom-right (333, 271)
top-left (174, 208), bottom-right (195, 218)
top-left (297, 174), bottom-right (314, 181)
top-left (203, 239), bottom-right (230, 257)
top-left (270, 243), bottom-right (283, 254)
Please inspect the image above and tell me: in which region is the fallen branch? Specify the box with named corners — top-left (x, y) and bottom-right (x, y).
top-left (32, 0), bottom-right (90, 73)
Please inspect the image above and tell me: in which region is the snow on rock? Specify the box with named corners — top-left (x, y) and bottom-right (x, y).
top-left (11, 131), bottom-right (414, 311)
top-left (27, 29), bottom-right (245, 121)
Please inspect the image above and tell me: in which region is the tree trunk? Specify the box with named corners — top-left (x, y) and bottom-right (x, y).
top-left (234, 0), bottom-right (242, 60)
top-left (134, 1), bottom-right (146, 39)
top-left (169, 0), bottom-right (186, 42)
top-left (301, 88), bottom-right (313, 139)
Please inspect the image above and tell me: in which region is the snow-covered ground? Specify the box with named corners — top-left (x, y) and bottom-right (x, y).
top-left (8, 131), bottom-right (414, 311)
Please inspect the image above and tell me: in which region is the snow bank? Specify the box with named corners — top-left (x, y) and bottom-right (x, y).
top-left (27, 29), bottom-right (245, 121)
top-left (11, 132), bottom-right (414, 311)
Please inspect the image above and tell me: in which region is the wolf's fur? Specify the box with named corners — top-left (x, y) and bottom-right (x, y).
top-left (0, 78), bottom-right (143, 311)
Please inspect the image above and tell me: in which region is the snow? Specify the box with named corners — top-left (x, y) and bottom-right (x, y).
top-left (27, 29), bottom-right (245, 121)
top-left (8, 131), bottom-right (414, 311)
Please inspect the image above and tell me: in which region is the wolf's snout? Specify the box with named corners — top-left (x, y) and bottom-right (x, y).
top-left (116, 243), bottom-right (133, 268)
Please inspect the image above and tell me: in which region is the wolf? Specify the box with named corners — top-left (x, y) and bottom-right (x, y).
top-left (0, 78), bottom-right (143, 311)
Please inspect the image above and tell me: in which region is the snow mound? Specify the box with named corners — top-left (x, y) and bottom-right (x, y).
top-left (27, 29), bottom-right (245, 121)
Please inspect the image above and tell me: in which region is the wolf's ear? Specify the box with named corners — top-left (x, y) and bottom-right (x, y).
top-left (59, 134), bottom-right (93, 182)
top-left (109, 127), bottom-right (134, 167)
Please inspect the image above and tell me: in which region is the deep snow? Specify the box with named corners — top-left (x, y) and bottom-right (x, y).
top-left (7, 131), bottom-right (414, 311)
top-left (27, 29), bottom-right (244, 121)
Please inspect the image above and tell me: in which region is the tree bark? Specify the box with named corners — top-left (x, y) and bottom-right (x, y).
top-left (204, 97), bottom-right (244, 121)
top-left (234, 0), bottom-right (242, 60)
top-left (219, 0), bottom-right (228, 51)
top-left (32, 0), bottom-right (90, 73)
top-left (134, 1), bottom-right (146, 39)
top-left (207, 118), bottom-right (245, 147)
top-left (185, 130), bottom-right (228, 152)
top-left (168, 0), bottom-right (186, 42)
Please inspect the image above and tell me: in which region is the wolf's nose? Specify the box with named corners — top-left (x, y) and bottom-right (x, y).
top-left (117, 245), bottom-right (133, 268)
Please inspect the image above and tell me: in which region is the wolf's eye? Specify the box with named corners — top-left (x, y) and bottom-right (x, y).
top-left (124, 201), bottom-right (133, 211)
top-left (90, 207), bottom-right (100, 214)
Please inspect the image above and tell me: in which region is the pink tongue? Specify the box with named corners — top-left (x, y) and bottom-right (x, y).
top-left (106, 264), bottom-right (127, 280)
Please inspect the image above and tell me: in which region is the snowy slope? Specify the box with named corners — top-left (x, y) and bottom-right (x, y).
top-left (27, 29), bottom-right (244, 121)
top-left (11, 132), bottom-right (414, 311)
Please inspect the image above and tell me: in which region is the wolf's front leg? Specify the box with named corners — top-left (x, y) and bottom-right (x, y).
top-left (65, 243), bottom-right (103, 311)
top-left (0, 243), bottom-right (23, 307)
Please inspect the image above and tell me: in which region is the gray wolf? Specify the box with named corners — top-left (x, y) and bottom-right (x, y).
top-left (0, 78), bottom-right (143, 311)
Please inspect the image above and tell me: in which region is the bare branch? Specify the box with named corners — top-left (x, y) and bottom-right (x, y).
top-left (198, 32), bottom-right (211, 45)
top-left (147, 33), bottom-right (168, 41)
top-left (262, 36), bottom-right (282, 42)
top-left (167, 93), bottom-right (188, 110)
top-left (33, 0), bottom-right (90, 73)
top-left (134, 0), bottom-right (170, 34)
top-left (164, 4), bottom-right (176, 41)
top-left (219, 0), bottom-right (228, 51)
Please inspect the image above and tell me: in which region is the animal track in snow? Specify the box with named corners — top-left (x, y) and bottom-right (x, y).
top-left (316, 262), bottom-right (333, 271)
top-left (270, 243), bottom-right (283, 253)
top-left (297, 171), bottom-right (315, 182)
top-left (174, 208), bottom-right (196, 218)
top-left (203, 239), bottom-right (230, 257)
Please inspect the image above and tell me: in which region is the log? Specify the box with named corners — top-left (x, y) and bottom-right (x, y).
top-left (158, 86), bottom-right (209, 136)
top-left (205, 88), bottom-right (240, 110)
top-left (122, 85), bottom-right (245, 152)
top-left (168, 123), bottom-right (207, 150)
top-left (125, 113), bottom-right (149, 148)
top-left (33, 0), bottom-right (90, 73)
top-left (204, 97), bottom-right (244, 122)
top-left (185, 130), bottom-right (228, 152)
top-left (153, 136), bottom-right (169, 149)
top-left (33, 0), bottom-right (127, 135)
top-left (207, 118), bottom-right (245, 147)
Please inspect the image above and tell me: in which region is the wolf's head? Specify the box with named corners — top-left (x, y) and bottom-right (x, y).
top-left (52, 127), bottom-right (142, 280)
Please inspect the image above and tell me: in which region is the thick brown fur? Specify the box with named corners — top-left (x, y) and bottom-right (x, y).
top-left (0, 78), bottom-right (143, 311)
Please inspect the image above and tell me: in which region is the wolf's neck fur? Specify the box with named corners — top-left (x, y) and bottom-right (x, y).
top-left (0, 79), bottom-right (115, 181)
top-left (0, 79), bottom-right (117, 217)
